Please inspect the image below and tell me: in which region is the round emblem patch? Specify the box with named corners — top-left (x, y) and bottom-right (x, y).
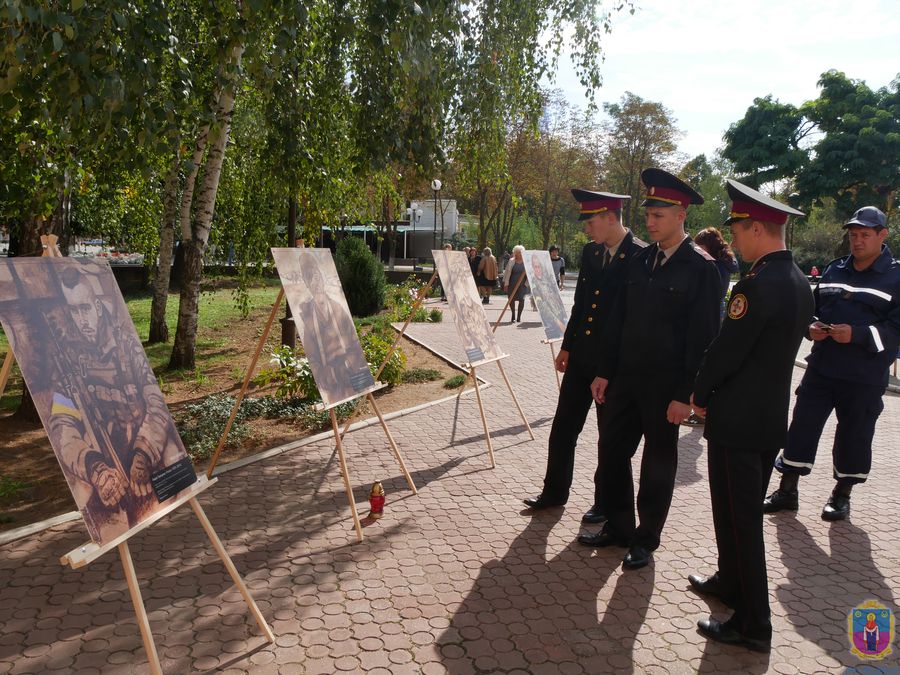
top-left (728, 293), bottom-right (748, 320)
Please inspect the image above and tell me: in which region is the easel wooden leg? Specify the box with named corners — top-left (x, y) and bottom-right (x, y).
top-left (549, 342), bottom-right (561, 390)
top-left (118, 541), bottom-right (163, 675)
top-left (207, 289), bottom-right (285, 478)
top-left (496, 361), bottom-right (535, 440)
top-left (188, 498), bottom-right (275, 643)
top-left (0, 351), bottom-right (14, 401)
top-left (331, 409), bottom-right (364, 542)
top-left (469, 366), bottom-right (495, 468)
top-left (366, 393), bottom-right (417, 494)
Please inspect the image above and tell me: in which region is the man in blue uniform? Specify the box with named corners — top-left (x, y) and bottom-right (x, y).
top-left (581, 169), bottom-right (721, 570)
top-left (523, 190), bottom-right (645, 522)
top-left (764, 206), bottom-right (900, 520)
top-left (688, 180), bottom-right (814, 652)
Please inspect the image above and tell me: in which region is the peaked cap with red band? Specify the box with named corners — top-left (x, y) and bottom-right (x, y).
top-left (571, 189), bottom-right (632, 221)
top-left (723, 178), bottom-right (804, 226)
top-left (641, 168), bottom-right (704, 208)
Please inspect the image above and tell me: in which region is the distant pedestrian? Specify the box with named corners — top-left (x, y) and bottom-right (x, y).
top-left (476, 247), bottom-right (498, 304)
top-left (503, 246), bottom-right (529, 322)
top-left (549, 245), bottom-right (566, 289)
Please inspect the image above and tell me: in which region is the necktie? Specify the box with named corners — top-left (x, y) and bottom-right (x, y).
top-left (603, 249), bottom-right (612, 269)
top-left (653, 249), bottom-right (666, 272)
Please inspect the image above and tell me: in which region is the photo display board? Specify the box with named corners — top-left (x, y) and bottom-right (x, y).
top-left (522, 250), bottom-right (568, 341)
top-left (271, 248), bottom-right (376, 407)
top-left (0, 258), bottom-right (196, 545)
top-left (432, 250), bottom-right (505, 365)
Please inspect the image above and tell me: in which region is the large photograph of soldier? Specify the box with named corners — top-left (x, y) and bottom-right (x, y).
top-left (522, 250), bottom-right (568, 341)
top-left (271, 248), bottom-right (376, 407)
top-left (433, 250), bottom-right (505, 366)
top-left (0, 259), bottom-right (196, 545)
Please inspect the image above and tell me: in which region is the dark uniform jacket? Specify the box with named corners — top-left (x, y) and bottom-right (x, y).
top-left (693, 250), bottom-right (814, 449)
top-left (806, 245), bottom-right (900, 388)
top-left (561, 231), bottom-right (646, 370)
top-left (596, 236), bottom-right (722, 403)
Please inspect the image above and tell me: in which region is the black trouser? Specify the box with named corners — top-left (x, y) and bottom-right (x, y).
top-left (541, 361), bottom-right (602, 503)
top-left (598, 374), bottom-right (677, 550)
top-left (708, 441), bottom-right (778, 641)
top-left (776, 368), bottom-right (885, 485)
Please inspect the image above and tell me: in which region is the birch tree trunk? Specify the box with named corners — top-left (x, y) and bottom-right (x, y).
top-left (169, 46), bottom-right (243, 370)
top-left (148, 153), bottom-right (181, 343)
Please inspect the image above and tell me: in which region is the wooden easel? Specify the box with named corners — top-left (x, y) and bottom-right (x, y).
top-left (454, 353), bottom-right (534, 468)
top-left (0, 247), bottom-right (275, 674)
top-left (205, 258), bottom-right (429, 542)
top-left (59, 477), bottom-right (274, 675)
top-left (543, 338), bottom-right (562, 390)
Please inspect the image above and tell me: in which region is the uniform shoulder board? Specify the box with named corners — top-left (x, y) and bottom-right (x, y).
top-left (632, 236), bottom-right (649, 248)
top-left (691, 243), bottom-right (715, 261)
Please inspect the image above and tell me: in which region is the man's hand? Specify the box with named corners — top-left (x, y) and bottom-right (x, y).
top-left (667, 400), bottom-right (692, 425)
top-left (129, 451), bottom-right (154, 499)
top-left (689, 394), bottom-right (706, 419)
top-left (90, 462), bottom-right (128, 507)
top-left (809, 321), bottom-right (831, 341)
top-left (555, 349), bottom-right (569, 373)
top-left (829, 323), bottom-right (853, 344)
top-left (590, 377), bottom-right (608, 404)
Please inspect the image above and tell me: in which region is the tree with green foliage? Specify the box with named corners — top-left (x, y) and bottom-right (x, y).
top-left (721, 95), bottom-right (813, 189)
top-left (335, 236), bottom-right (386, 317)
top-left (600, 92), bottom-right (683, 234)
top-left (722, 71), bottom-right (899, 218)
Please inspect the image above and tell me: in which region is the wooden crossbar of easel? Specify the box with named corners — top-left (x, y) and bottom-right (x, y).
top-left (205, 264), bottom-right (425, 542)
top-left (60, 477), bottom-right (274, 675)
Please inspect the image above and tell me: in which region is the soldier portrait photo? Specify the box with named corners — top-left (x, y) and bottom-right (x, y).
top-left (433, 249), bottom-right (505, 365)
top-left (523, 250), bottom-right (568, 341)
top-left (0, 258), bottom-right (194, 545)
top-left (272, 248), bottom-right (376, 406)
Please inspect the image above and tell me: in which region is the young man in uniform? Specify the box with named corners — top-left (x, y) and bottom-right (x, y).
top-left (688, 180), bottom-right (814, 652)
top-left (523, 190), bottom-right (644, 522)
top-left (582, 168), bottom-right (721, 570)
top-left (764, 206), bottom-right (899, 520)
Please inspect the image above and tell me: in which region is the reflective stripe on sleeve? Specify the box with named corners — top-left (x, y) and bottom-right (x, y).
top-left (870, 325), bottom-right (885, 352)
top-left (817, 282), bottom-right (892, 302)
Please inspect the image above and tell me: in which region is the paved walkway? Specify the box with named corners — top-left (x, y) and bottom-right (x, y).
top-left (2, 290), bottom-right (899, 674)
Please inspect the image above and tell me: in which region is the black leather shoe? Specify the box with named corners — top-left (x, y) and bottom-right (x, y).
top-left (577, 528), bottom-right (626, 548)
top-left (697, 618), bottom-right (771, 653)
top-left (763, 488), bottom-right (798, 513)
top-left (689, 573), bottom-right (737, 607)
top-left (688, 573), bottom-right (723, 597)
top-left (822, 492), bottom-right (850, 521)
top-left (581, 504), bottom-right (607, 524)
top-left (523, 495), bottom-right (566, 510)
top-left (622, 545), bottom-right (652, 570)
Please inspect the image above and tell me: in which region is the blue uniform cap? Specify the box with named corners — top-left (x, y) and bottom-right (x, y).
top-left (843, 206), bottom-right (887, 230)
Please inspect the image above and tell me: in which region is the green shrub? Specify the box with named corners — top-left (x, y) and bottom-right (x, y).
top-left (335, 236), bottom-right (386, 316)
top-left (428, 308), bottom-right (443, 322)
top-left (361, 331), bottom-right (406, 385)
top-left (0, 476), bottom-right (27, 500)
top-left (443, 374), bottom-right (467, 389)
top-left (387, 275), bottom-right (430, 322)
top-left (402, 368), bottom-right (442, 384)
top-left (253, 345), bottom-right (319, 399)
